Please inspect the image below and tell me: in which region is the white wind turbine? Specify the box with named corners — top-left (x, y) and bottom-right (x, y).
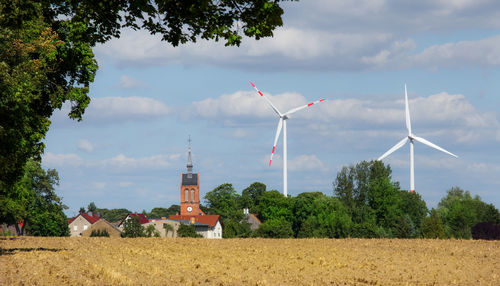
top-left (378, 84), bottom-right (458, 193)
top-left (251, 82), bottom-right (326, 197)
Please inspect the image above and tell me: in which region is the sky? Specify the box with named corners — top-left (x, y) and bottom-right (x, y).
top-left (42, 0), bottom-right (500, 217)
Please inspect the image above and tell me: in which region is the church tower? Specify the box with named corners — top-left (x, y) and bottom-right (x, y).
top-left (180, 138), bottom-right (204, 216)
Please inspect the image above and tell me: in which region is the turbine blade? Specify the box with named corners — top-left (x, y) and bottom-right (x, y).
top-left (250, 82), bottom-right (282, 117)
top-left (269, 118), bottom-right (283, 166)
top-left (378, 137), bottom-right (409, 161)
top-left (412, 135), bottom-right (458, 158)
top-left (284, 98), bottom-right (327, 116)
top-left (405, 84), bottom-right (412, 135)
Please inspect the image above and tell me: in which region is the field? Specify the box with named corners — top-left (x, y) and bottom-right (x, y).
top-left (1, 237), bottom-right (499, 285)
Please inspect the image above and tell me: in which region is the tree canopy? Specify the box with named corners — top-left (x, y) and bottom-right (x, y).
top-left (0, 0), bottom-right (290, 225)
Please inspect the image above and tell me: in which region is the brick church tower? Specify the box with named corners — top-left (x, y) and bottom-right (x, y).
top-left (180, 139), bottom-right (205, 216)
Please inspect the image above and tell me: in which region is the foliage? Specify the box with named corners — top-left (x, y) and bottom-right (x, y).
top-left (147, 205), bottom-right (180, 218)
top-left (90, 229), bottom-right (110, 237)
top-left (422, 209), bottom-right (446, 239)
top-left (253, 217), bottom-right (293, 238)
top-left (163, 223), bottom-right (174, 237)
top-left (177, 224), bottom-right (202, 238)
top-left (471, 222), bottom-right (500, 240)
top-left (0, 0), bottom-right (289, 224)
top-left (87, 202), bottom-right (97, 213)
top-left (145, 224), bottom-right (160, 237)
top-left (97, 208), bottom-right (131, 222)
top-left (3, 160), bottom-right (69, 236)
top-left (204, 183), bottom-right (242, 220)
top-left (79, 207), bottom-right (85, 214)
top-left (241, 182), bottom-right (266, 213)
top-left (437, 187), bottom-right (500, 239)
top-left (121, 216), bottom-right (145, 238)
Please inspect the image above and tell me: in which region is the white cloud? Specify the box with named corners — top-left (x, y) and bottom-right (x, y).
top-left (77, 139), bottom-right (95, 153)
top-left (119, 75), bottom-right (147, 89)
top-left (43, 152), bottom-right (84, 167)
top-left (92, 182), bottom-right (107, 189)
top-left (42, 152), bottom-right (179, 172)
top-left (51, 96), bottom-right (171, 126)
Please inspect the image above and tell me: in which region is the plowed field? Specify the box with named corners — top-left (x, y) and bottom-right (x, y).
top-left (1, 237), bottom-right (499, 285)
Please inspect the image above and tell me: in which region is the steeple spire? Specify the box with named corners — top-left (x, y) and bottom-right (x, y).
top-left (187, 135), bottom-right (193, 177)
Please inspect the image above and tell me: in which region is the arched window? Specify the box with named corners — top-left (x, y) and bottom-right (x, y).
top-left (191, 189), bottom-right (195, 203)
top-left (185, 189), bottom-right (188, 202)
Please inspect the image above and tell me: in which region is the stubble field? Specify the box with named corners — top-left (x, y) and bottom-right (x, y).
top-left (1, 237), bottom-right (499, 285)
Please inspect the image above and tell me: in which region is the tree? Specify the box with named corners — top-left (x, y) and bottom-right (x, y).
top-left (255, 190), bottom-right (293, 223)
top-left (145, 224), bottom-right (160, 237)
top-left (1, 0), bottom-right (290, 224)
top-left (7, 160), bottom-right (69, 236)
top-left (422, 209), bottom-right (446, 239)
top-left (121, 216), bottom-right (145, 238)
top-left (437, 187), bottom-right (500, 239)
top-left (97, 208), bottom-right (131, 222)
top-left (79, 207), bottom-right (86, 214)
top-left (87, 202), bottom-right (97, 213)
top-left (241, 182), bottom-right (266, 212)
top-left (398, 190), bottom-right (427, 237)
top-left (90, 229), bottom-right (110, 237)
top-left (254, 217), bottom-right (293, 238)
top-left (177, 224), bottom-right (202, 238)
top-left (147, 205), bottom-right (180, 218)
top-left (204, 183), bottom-right (242, 220)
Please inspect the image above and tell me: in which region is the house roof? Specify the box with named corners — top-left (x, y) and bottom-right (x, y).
top-left (119, 213), bottom-right (149, 226)
top-left (68, 212), bottom-right (100, 224)
top-left (168, 214), bottom-right (221, 227)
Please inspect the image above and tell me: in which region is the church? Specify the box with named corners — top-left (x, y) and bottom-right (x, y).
top-left (168, 140), bottom-right (223, 239)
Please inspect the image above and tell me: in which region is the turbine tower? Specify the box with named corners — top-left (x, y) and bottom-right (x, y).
top-left (378, 84), bottom-right (458, 192)
top-left (251, 82), bottom-right (326, 197)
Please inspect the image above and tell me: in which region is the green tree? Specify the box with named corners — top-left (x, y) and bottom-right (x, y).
top-left (145, 224), bottom-right (160, 237)
top-left (254, 217), bottom-right (293, 238)
top-left (255, 190), bottom-right (293, 223)
top-left (90, 229), bottom-right (110, 237)
top-left (1, 0), bottom-right (290, 224)
top-left (422, 209), bottom-right (446, 239)
top-left (296, 196), bottom-right (352, 238)
top-left (79, 207), bottom-right (86, 214)
top-left (121, 216), bottom-right (145, 238)
top-left (437, 187), bottom-right (500, 239)
top-left (87, 202), bottom-right (97, 213)
top-left (97, 208), bottom-right (131, 222)
top-left (397, 190), bottom-right (428, 237)
top-left (147, 205), bottom-right (180, 218)
top-left (241, 182), bottom-right (266, 212)
top-left (177, 224), bottom-right (202, 238)
top-left (9, 160), bottom-right (69, 236)
top-left (204, 183), bottom-right (242, 220)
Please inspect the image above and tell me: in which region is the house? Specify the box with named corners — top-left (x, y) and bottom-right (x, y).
top-left (68, 212), bottom-right (100, 237)
top-left (117, 213), bottom-right (149, 230)
top-left (168, 214), bottom-right (223, 239)
top-left (243, 208), bottom-right (262, 231)
top-left (81, 218), bottom-right (122, 237)
top-left (142, 219), bottom-right (181, 237)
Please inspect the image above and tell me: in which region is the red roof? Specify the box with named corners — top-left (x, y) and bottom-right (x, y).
top-left (168, 214), bottom-right (221, 227)
top-left (68, 212), bottom-right (100, 224)
top-left (120, 213), bottom-right (149, 225)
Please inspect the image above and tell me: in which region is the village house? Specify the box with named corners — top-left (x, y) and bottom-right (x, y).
top-left (168, 214), bottom-right (223, 239)
top-left (117, 213), bottom-right (149, 230)
top-left (68, 212), bottom-right (100, 237)
top-left (81, 218), bottom-right (122, 237)
top-left (142, 218), bottom-right (180, 237)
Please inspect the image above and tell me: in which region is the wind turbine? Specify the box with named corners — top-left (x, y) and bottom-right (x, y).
top-left (251, 82), bottom-right (326, 197)
top-left (378, 84), bottom-right (458, 193)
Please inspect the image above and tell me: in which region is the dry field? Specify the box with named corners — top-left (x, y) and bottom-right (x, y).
top-left (1, 237), bottom-right (499, 285)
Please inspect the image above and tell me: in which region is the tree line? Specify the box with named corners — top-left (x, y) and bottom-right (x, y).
top-left (202, 161), bottom-right (500, 239)
top-left (2, 159), bottom-right (499, 239)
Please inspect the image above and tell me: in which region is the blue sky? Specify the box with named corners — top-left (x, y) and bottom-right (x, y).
top-left (42, 0), bottom-right (500, 216)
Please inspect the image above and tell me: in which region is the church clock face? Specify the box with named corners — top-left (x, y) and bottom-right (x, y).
top-left (187, 206), bottom-right (193, 212)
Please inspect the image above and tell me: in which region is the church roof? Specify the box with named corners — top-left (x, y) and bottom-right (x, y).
top-left (182, 173), bottom-right (198, 185)
top-left (168, 214), bottom-right (221, 227)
